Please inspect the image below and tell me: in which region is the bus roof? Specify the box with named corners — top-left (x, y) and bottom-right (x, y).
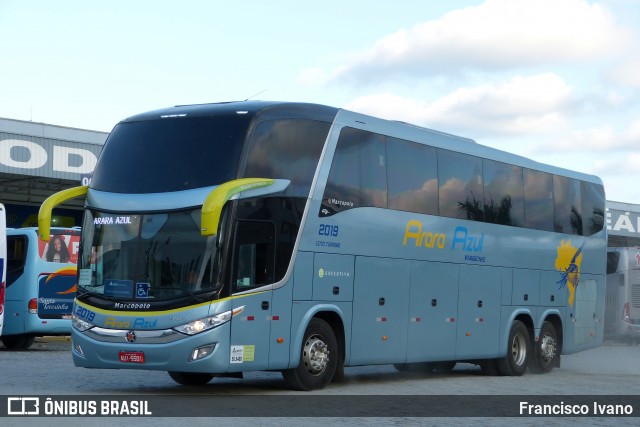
top-left (120, 101), bottom-right (339, 124)
top-left (119, 100), bottom-right (602, 186)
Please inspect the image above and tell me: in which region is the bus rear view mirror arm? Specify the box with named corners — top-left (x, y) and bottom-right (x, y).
top-left (38, 185), bottom-right (89, 241)
top-left (201, 178), bottom-right (290, 236)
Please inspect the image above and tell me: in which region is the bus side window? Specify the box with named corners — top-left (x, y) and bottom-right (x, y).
top-left (321, 127), bottom-right (387, 216)
top-left (7, 235), bottom-right (28, 286)
top-left (581, 181), bottom-right (605, 236)
top-left (553, 175), bottom-right (582, 235)
top-left (244, 119), bottom-right (330, 198)
top-left (232, 220), bottom-right (275, 293)
top-left (523, 169), bottom-right (554, 232)
top-left (438, 149), bottom-right (483, 220)
top-left (482, 159), bottom-right (524, 226)
top-left (387, 137), bottom-right (438, 216)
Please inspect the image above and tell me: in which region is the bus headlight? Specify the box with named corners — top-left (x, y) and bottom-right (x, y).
top-left (72, 314), bottom-right (94, 332)
top-left (173, 310), bottom-right (233, 335)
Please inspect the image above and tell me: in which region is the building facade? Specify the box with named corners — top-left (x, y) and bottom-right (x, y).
top-left (607, 200), bottom-right (640, 248)
top-left (0, 117), bottom-right (107, 228)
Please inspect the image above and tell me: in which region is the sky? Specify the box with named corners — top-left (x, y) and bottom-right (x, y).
top-left (1, 0), bottom-right (639, 204)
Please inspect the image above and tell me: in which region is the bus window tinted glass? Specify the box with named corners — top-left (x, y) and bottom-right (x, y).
top-left (244, 119), bottom-right (330, 198)
top-left (438, 150), bottom-right (483, 220)
top-left (553, 175), bottom-right (582, 235)
top-left (232, 220), bottom-right (275, 293)
top-left (6, 235), bottom-right (27, 286)
top-left (387, 137), bottom-right (438, 215)
top-left (524, 169), bottom-right (554, 231)
top-left (322, 127), bottom-right (387, 215)
top-left (91, 115), bottom-right (249, 193)
top-left (606, 251), bottom-right (621, 275)
top-left (483, 160), bottom-right (524, 226)
top-left (581, 181), bottom-right (605, 236)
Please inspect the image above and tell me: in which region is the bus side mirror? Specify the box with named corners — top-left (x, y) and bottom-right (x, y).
top-left (201, 178), bottom-right (275, 237)
top-left (38, 185), bottom-right (88, 241)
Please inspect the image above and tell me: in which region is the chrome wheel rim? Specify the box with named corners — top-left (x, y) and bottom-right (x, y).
top-left (540, 334), bottom-right (556, 364)
top-left (511, 332), bottom-right (527, 366)
top-left (303, 334), bottom-right (329, 375)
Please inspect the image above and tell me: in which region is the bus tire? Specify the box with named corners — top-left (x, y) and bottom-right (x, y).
top-left (497, 320), bottom-right (530, 376)
top-left (480, 359), bottom-right (501, 376)
top-left (282, 318), bottom-right (338, 391)
top-left (530, 321), bottom-right (558, 374)
top-left (168, 371), bottom-right (215, 386)
top-left (1, 334), bottom-right (35, 350)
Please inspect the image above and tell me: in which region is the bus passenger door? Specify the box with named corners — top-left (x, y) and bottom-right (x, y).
top-left (228, 220), bottom-right (274, 371)
top-left (3, 234), bottom-right (28, 335)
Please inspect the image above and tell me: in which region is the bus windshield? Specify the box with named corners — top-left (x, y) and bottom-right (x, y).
top-left (78, 209), bottom-right (223, 300)
top-left (91, 115), bottom-right (250, 194)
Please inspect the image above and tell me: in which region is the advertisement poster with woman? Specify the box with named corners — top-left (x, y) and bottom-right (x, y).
top-left (37, 231), bottom-right (80, 318)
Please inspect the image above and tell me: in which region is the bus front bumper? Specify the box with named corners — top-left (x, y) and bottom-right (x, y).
top-left (71, 323), bottom-right (233, 373)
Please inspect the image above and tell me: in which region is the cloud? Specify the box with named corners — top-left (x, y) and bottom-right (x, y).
top-left (302, 0), bottom-right (631, 85)
top-left (345, 73), bottom-right (572, 136)
top-left (593, 152), bottom-right (640, 176)
top-left (533, 119), bottom-right (640, 153)
top-left (601, 173), bottom-right (640, 203)
top-left (608, 57), bottom-right (640, 89)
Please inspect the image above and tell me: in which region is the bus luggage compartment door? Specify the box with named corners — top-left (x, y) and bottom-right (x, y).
top-left (350, 256), bottom-right (410, 365)
top-left (406, 261), bottom-right (459, 363)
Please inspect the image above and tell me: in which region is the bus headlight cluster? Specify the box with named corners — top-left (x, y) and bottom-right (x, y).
top-left (72, 314), bottom-right (94, 332)
top-left (173, 310), bottom-right (233, 335)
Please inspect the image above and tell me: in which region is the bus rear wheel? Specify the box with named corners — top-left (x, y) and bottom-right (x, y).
top-left (282, 318), bottom-right (338, 391)
top-left (168, 371), bottom-right (215, 386)
top-left (530, 321), bottom-right (558, 374)
top-left (497, 320), bottom-right (530, 376)
top-left (1, 334), bottom-right (36, 350)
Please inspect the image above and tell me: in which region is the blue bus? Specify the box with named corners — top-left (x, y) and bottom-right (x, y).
top-left (38, 101), bottom-right (606, 389)
top-left (1, 227), bottom-right (79, 349)
top-left (0, 204), bottom-right (6, 337)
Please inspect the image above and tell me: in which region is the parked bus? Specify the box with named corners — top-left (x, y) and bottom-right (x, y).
top-left (605, 247), bottom-right (640, 343)
top-left (1, 227), bottom-right (80, 349)
top-left (38, 101), bottom-right (606, 390)
top-left (0, 204), bottom-right (6, 337)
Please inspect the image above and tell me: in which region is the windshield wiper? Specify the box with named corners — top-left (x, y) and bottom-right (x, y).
top-left (152, 287), bottom-right (207, 303)
top-left (76, 289), bottom-right (118, 303)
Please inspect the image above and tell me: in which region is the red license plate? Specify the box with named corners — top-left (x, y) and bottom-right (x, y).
top-left (119, 351), bottom-right (145, 363)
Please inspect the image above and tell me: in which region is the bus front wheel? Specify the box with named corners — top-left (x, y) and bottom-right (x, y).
top-left (168, 371), bottom-right (215, 386)
top-left (497, 320), bottom-right (530, 376)
top-left (530, 321), bottom-right (558, 374)
top-left (282, 318), bottom-right (338, 391)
